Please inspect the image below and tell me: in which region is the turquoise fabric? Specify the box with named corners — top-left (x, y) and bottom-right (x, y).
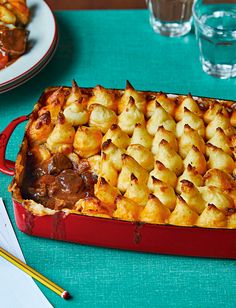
top-left (1, 10), bottom-right (236, 308)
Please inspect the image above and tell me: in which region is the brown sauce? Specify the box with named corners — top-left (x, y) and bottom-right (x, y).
top-left (5, 56), bottom-right (20, 67)
top-left (22, 153), bottom-right (98, 211)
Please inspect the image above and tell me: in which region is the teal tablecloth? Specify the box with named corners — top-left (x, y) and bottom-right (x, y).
top-left (1, 10), bottom-right (236, 308)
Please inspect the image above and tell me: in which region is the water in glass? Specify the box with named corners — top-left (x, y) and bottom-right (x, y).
top-left (194, 3), bottom-right (236, 78)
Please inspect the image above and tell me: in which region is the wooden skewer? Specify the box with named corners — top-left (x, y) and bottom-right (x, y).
top-left (0, 247), bottom-right (70, 300)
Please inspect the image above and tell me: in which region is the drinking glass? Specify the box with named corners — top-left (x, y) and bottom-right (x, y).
top-left (193, 0), bottom-right (236, 79)
top-left (147, 0), bottom-right (194, 37)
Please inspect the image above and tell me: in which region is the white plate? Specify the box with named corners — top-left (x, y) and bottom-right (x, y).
top-left (0, 0), bottom-right (57, 88)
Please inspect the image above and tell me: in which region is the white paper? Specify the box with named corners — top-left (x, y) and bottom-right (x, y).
top-left (0, 198), bottom-right (53, 308)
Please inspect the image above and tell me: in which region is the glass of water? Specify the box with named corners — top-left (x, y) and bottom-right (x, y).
top-left (147, 0), bottom-right (194, 37)
top-left (193, 0), bottom-right (236, 79)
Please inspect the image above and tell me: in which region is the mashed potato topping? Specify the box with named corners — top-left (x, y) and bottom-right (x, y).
top-left (10, 81), bottom-right (236, 228)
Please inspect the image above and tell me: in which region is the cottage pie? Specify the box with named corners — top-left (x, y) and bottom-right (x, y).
top-left (10, 81), bottom-right (236, 229)
top-left (0, 0), bottom-right (30, 69)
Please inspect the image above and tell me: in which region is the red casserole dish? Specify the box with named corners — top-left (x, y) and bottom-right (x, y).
top-left (1, 86), bottom-right (236, 259)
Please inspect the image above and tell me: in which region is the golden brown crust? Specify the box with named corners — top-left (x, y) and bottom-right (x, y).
top-left (10, 82), bottom-right (236, 229)
top-left (0, 0), bottom-right (30, 25)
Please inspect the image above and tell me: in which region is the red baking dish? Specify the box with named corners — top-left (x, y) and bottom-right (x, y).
top-left (1, 95), bottom-right (236, 259)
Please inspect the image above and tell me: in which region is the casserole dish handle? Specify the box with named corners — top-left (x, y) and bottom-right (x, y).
top-left (0, 116), bottom-right (28, 176)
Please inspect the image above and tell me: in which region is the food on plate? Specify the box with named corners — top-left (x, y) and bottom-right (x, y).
top-left (9, 81), bottom-right (236, 229)
top-left (0, 0), bottom-right (30, 69)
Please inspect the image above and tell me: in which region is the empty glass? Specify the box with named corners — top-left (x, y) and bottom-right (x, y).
top-left (193, 0), bottom-right (236, 79)
top-left (147, 0), bottom-right (194, 37)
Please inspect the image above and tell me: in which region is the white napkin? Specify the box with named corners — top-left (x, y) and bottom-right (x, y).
top-left (0, 198), bottom-right (52, 308)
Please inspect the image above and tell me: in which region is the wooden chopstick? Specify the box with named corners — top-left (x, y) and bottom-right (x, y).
top-left (0, 247), bottom-right (71, 300)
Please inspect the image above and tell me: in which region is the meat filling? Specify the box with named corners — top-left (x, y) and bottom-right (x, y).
top-left (0, 27), bottom-right (28, 57)
top-left (22, 153), bottom-right (98, 210)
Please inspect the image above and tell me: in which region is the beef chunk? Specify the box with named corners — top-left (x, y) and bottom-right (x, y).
top-left (0, 27), bottom-right (28, 57)
top-left (47, 153), bottom-right (73, 175)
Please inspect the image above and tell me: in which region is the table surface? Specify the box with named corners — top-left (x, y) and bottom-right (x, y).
top-left (45, 0), bottom-right (146, 10)
top-left (1, 9), bottom-right (236, 308)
